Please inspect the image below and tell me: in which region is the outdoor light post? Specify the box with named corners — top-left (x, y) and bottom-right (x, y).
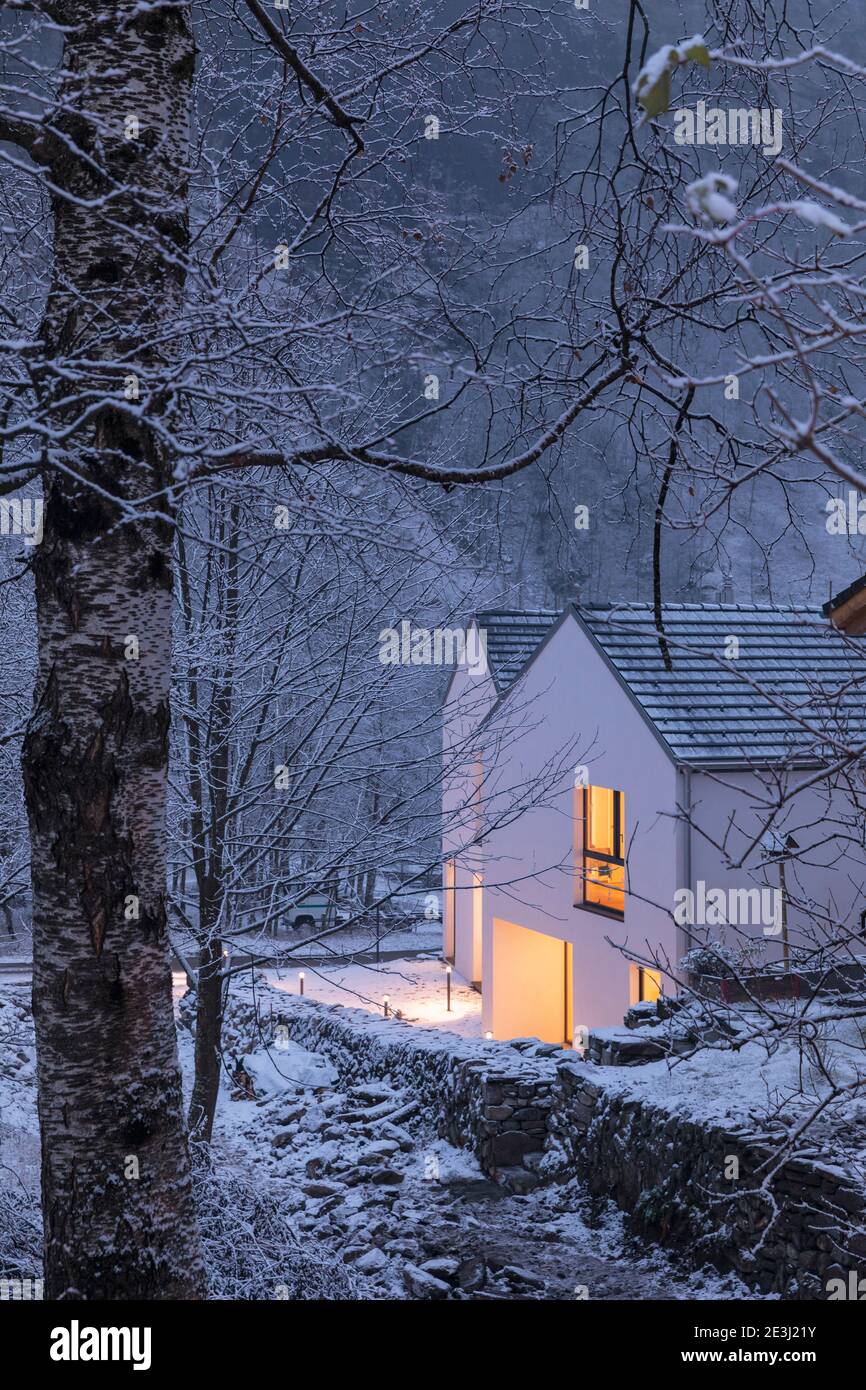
top-left (383, 994), bottom-right (390, 1018)
top-left (446, 964), bottom-right (452, 1012)
top-left (299, 970), bottom-right (305, 997)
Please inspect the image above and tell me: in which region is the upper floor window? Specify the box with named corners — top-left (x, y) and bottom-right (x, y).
top-left (580, 785), bottom-right (625, 917)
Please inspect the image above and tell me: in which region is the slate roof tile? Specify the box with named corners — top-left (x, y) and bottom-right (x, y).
top-left (474, 603), bottom-right (866, 765)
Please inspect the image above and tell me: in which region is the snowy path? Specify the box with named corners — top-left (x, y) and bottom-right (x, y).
top-left (213, 1091), bottom-right (758, 1301)
top-left (210, 1014), bottom-right (760, 1302)
top-left (266, 956), bottom-right (484, 1037)
top-left (1, 979), bottom-right (765, 1301)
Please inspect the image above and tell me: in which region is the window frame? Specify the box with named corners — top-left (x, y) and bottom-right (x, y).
top-left (577, 784), bottom-right (625, 920)
top-left (630, 964), bottom-right (663, 1005)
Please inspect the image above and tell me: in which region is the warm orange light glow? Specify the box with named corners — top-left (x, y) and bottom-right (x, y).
top-left (585, 859), bottom-right (625, 912)
top-left (586, 785), bottom-right (615, 855)
top-left (640, 968), bottom-right (662, 1003)
top-left (630, 964), bottom-right (663, 1004)
top-left (582, 785), bottom-right (625, 915)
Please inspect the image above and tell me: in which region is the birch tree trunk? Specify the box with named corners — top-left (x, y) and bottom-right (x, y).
top-left (21, 0), bottom-right (204, 1299)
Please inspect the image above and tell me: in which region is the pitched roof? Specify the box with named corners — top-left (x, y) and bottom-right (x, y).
top-left (579, 603), bottom-right (866, 765)
top-left (475, 609), bottom-right (558, 694)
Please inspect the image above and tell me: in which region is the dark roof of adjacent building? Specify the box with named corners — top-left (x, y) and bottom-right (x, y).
top-left (475, 610), bottom-right (558, 694)
top-left (824, 573), bottom-right (866, 617)
top-left (579, 603), bottom-right (866, 765)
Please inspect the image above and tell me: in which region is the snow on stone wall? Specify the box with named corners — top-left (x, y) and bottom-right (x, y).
top-left (237, 988), bottom-right (866, 1297)
top-left (553, 1062), bottom-right (866, 1299)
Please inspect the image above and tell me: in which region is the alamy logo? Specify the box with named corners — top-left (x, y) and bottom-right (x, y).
top-left (673, 100), bottom-right (782, 156)
top-left (378, 620), bottom-right (487, 674)
top-left (0, 496), bottom-right (42, 546)
top-left (826, 1271), bottom-right (866, 1300)
top-left (826, 493), bottom-right (866, 535)
top-left (49, 1321), bottom-right (152, 1371)
top-left (674, 880), bottom-right (781, 934)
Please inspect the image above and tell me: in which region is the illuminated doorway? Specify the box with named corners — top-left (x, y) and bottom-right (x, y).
top-left (490, 917), bottom-right (573, 1044)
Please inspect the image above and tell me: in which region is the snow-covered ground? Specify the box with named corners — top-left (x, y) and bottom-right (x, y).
top-left (201, 988), bottom-right (760, 1301)
top-left (17, 969), bottom-right (866, 1299)
top-left (1, 975), bottom-right (763, 1300)
top-left (5, 969), bottom-right (866, 1298)
top-left (286, 917), bottom-right (442, 962)
top-left (600, 1004), bottom-right (866, 1181)
top-left (266, 955), bottom-right (484, 1038)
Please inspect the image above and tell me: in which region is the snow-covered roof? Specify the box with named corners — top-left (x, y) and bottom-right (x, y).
top-left (580, 603), bottom-right (866, 765)
top-left (475, 610), bottom-right (558, 693)
top-left (463, 601), bottom-right (866, 766)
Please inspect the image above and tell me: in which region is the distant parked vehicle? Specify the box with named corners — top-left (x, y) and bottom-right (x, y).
top-left (273, 900), bottom-right (348, 934)
top-left (283, 894), bottom-right (339, 932)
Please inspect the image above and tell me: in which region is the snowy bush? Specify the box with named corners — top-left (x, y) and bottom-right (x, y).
top-left (679, 942), bottom-right (739, 978)
top-left (0, 1179), bottom-right (41, 1284)
top-left (680, 938), bottom-right (768, 979)
top-left (0, 1148), bottom-right (359, 1301)
top-left (192, 1148), bottom-right (357, 1301)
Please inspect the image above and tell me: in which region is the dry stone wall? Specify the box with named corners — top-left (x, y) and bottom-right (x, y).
top-left (553, 1062), bottom-right (866, 1299)
top-left (251, 992), bottom-right (866, 1298)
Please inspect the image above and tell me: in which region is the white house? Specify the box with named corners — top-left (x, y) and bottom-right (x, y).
top-left (442, 600), bottom-right (866, 1044)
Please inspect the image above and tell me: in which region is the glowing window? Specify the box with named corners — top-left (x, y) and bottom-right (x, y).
top-left (637, 967), bottom-right (662, 1003)
top-left (582, 785), bottom-right (625, 916)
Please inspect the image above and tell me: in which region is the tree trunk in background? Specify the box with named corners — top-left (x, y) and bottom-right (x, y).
top-left (188, 929), bottom-right (223, 1144)
top-left (21, 1), bottom-right (204, 1298)
top-left (185, 502), bottom-right (240, 1143)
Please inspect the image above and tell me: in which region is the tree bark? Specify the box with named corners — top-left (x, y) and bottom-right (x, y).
top-left (22, 1), bottom-right (204, 1298)
top-left (188, 931), bottom-right (223, 1144)
top-left (183, 502), bottom-right (240, 1144)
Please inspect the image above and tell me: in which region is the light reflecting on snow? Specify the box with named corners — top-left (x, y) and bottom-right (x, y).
top-left (267, 956), bottom-right (483, 1037)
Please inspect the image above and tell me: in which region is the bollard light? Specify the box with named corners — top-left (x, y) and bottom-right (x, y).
top-left (383, 994), bottom-right (390, 1018)
top-left (299, 970), bottom-right (305, 997)
top-left (445, 964), bottom-right (452, 1012)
